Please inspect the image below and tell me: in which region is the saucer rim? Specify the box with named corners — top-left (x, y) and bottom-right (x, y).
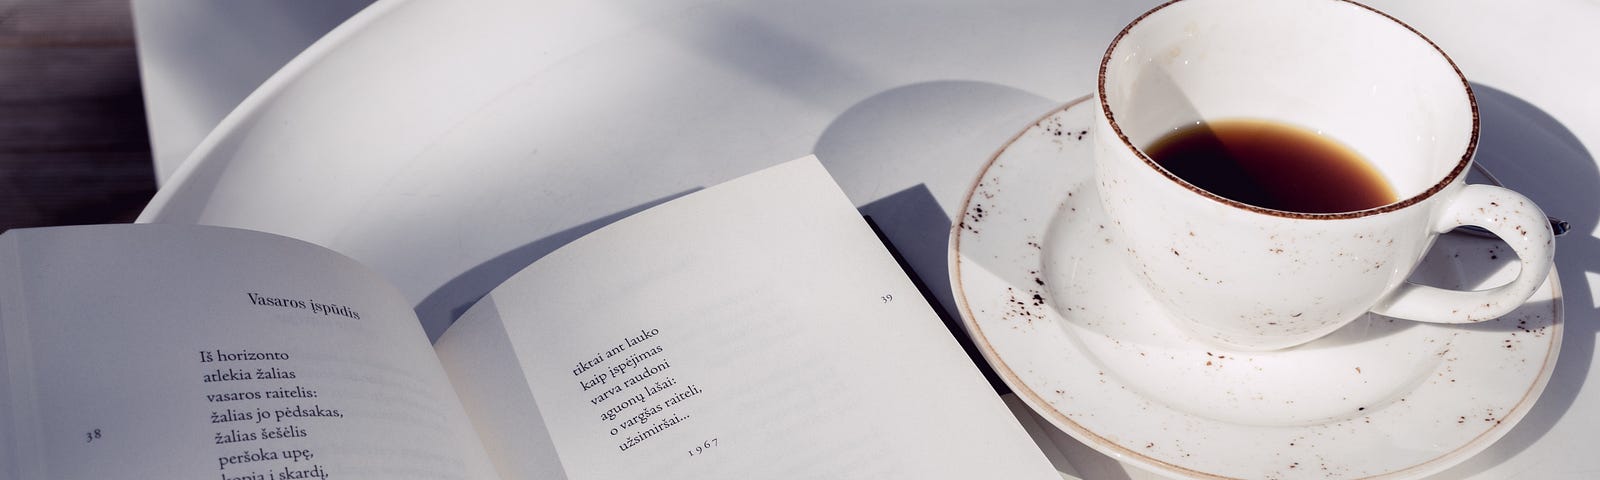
top-left (948, 96), bottom-right (1565, 480)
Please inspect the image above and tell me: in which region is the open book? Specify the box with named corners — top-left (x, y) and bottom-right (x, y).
top-left (0, 157), bottom-right (1059, 479)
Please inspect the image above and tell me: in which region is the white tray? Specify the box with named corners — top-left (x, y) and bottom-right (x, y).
top-left (141, 1), bottom-right (1600, 477)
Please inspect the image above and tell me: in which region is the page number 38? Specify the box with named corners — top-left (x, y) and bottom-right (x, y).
top-left (85, 428), bottom-right (101, 443)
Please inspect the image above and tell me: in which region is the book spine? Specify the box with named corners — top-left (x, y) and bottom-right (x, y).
top-left (0, 233), bottom-right (44, 480)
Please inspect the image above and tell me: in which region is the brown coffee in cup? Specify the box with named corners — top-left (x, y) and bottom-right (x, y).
top-left (1144, 119), bottom-right (1397, 214)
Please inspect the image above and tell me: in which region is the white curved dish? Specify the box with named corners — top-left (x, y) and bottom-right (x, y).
top-left (950, 98), bottom-right (1562, 479)
top-left (138, 1), bottom-right (1599, 477)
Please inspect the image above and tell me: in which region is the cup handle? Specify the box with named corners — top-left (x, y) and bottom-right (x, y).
top-left (1370, 184), bottom-right (1555, 323)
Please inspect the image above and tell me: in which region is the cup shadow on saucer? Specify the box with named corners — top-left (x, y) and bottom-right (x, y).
top-left (1429, 82), bottom-right (1599, 478)
top-left (1045, 82), bottom-right (1595, 477)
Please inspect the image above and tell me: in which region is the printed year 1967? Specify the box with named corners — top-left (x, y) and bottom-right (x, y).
top-left (688, 438), bottom-right (719, 457)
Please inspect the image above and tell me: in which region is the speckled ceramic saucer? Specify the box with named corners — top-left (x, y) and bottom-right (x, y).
top-left (950, 97), bottom-right (1562, 480)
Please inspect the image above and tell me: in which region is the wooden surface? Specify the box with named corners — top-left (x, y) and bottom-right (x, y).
top-left (0, 0), bottom-right (156, 231)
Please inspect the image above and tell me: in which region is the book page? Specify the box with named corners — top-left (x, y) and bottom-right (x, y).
top-left (0, 224), bottom-right (498, 480)
top-left (436, 157), bottom-right (1059, 479)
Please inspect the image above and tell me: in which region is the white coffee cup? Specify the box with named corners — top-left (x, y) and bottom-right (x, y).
top-left (1092, 0), bottom-right (1555, 350)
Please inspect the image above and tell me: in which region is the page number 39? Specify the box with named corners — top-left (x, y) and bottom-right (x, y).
top-left (880, 294), bottom-right (894, 303)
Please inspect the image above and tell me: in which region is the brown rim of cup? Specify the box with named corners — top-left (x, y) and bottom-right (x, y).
top-left (1096, 0), bottom-right (1479, 220)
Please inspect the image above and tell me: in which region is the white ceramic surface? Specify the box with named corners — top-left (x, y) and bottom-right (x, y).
top-left (132, 0), bottom-right (376, 184)
top-left (1091, 0), bottom-right (1553, 350)
top-left (136, 0), bottom-right (1600, 477)
top-left (953, 98), bottom-right (1562, 479)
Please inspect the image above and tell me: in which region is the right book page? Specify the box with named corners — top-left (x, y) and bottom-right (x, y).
top-left (435, 156), bottom-right (1059, 479)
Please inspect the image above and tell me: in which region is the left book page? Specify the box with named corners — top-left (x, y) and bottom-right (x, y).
top-left (0, 224), bottom-right (499, 480)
